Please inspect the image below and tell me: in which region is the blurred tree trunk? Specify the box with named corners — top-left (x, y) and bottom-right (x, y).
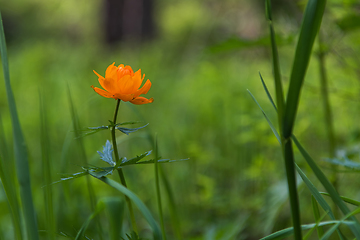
top-left (105, 0), bottom-right (155, 44)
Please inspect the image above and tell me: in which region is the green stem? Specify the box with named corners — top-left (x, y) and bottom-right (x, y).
top-left (111, 99), bottom-right (138, 234)
top-left (282, 137), bottom-right (302, 240)
top-left (317, 32), bottom-right (338, 218)
top-left (266, 1), bottom-right (302, 237)
top-left (154, 136), bottom-right (167, 240)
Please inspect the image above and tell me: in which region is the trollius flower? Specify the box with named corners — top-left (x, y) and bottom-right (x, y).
top-left (91, 63), bottom-right (154, 105)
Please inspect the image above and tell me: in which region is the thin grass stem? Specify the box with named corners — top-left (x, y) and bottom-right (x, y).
top-left (111, 99), bottom-right (138, 234)
top-left (265, 1), bottom-right (302, 238)
top-left (39, 93), bottom-right (56, 240)
top-left (154, 135), bottom-right (167, 240)
top-left (317, 33), bottom-right (338, 215)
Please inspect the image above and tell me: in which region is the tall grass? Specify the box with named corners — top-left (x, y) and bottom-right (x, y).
top-left (0, 10), bottom-right (39, 240)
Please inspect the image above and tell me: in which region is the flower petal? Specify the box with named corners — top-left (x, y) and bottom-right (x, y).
top-left (105, 62), bottom-right (118, 80)
top-left (133, 79), bottom-right (151, 98)
top-left (130, 97), bottom-right (154, 105)
top-left (113, 93), bottom-right (134, 102)
top-left (91, 86), bottom-right (113, 98)
top-left (93, 70), bottom-right (104, 80)
top-left (131, 69), bottom-right (143, 91)
top-left (101, 77), bottom-right (121, 93)
top-left (116, 75), bottom-right (136, 94)
top-left (117, 65), bottom-right (134, 79)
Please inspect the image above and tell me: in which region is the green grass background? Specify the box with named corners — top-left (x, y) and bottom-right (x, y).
top-left (1, 0), bottom-right (360, 239)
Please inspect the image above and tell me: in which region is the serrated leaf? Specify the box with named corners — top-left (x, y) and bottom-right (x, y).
top-left (116, 123), bottom-right (149, 135)
top-left (78, 125), bottom-right (109, 138)
top-left (120, 151), bottom-right (153, 166)
top-left (51, 166), bottom-right (114, 185)
top-left (116, 121), bottom-right (143, 126)
top-left (83, 166), bottom-right (114, 178)
top-left (97, 140), bottom-right (115, 166)
top-left (136, 158), bottom-right (189, 165)
top-left (324, 157), bottom-right (360, 171)
top-left (52, 171), bottom-right (89, 184)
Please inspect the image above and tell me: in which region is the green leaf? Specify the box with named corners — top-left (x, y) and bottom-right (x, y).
top-left (116, 121), bottom-right (143, 126)
top-left (116, 123), bottom-right (149, 135)
top-left (296, 165), bottom-right (335, 219)
top-left (320, 192), bottom-right (360, 207)
top-left (324, 157), bottom-right (360, 171)
top-left (260, 221), bottom-right (351, 240)
top-left (79, 125), bottom-right (109, 138)
top-left (265, 0), bottom-right (285, 128)
top-left (119, 151), bottom-right (153, 166)
top-left (296, 165), bottom-right (345, 239)
top-left (283, 0), bottom-right (326, 137)
top-left (136, 158), bottom-right (189, 165)
top-left (310, 196), bottom-right (324, 239)
top-left (97, 140), bottom-right (115, 166)
top-left (0, 10), bottom-right (39, 240)
top-left (39, 93), bottom-right (55, 240)
top-left (103, 197), bottom-right (125, 240)
top-left (247, 90), bottom-right (280, 143)
top-left (248, 89), bottom-right (345, 239)
top-left (320, 207), bottom-right (360, 240)
top-left (97, 177), bottom-right (162, 240)
top-left (87, 167), bottom-right (114, 179)
top-left (292, 135), bottom-right (360, 236)
top-left (259, 73), bottom-right (277, 111)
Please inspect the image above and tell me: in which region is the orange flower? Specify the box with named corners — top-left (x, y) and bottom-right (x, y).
top-left (91, 63), bottom-right (154, 105)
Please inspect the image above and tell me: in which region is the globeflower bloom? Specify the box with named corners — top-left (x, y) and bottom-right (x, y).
top-left (91, 63), bottom-right (154, 105)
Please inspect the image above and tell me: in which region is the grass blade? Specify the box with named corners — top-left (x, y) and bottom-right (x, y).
top-left (39, 93), bottom-right (56, 240)
top-left (265, 0), bottom-right (285, 125)
top-left (320, 192), bottom-right (360, 207)
top-left (159, 165), bottom-right (183, 240)
top-left (98, 176), bottom-right (162, 240)
top-left (296, 164), bottom-right (345, 239)
top-left (320, 207), bottom-right (360, 240)
top-left (75, 201), bottom-right (106, 240)
top-left (292, 135), bottom-right (360, 236)
top-left (0, 10), bottom-right (39, 240)
top-left (249, 88), bottom-right (347, 239)
top-left (311, 196), bottom-right (324, 239)
top-left (154, 136), bottom-right (167, 240)
top-left (283, 0), bottom-right (327, 137)
top-left (103, 197), bottom-right (125, 240)
top-left (260, 221), bottom-right (348, 240)
top-left (0, 154), bottom-right (23, 239)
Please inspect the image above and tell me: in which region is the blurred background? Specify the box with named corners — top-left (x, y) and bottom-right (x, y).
top-left (1, 0), bottom-right (360, 239)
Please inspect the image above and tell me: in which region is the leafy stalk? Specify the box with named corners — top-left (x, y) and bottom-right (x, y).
top-left (265, 0), bottom-right (301, 237)
top-left (111, 99), bottom-right (138, 233)
top-left (154, 136), bottom-right (167, 240)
